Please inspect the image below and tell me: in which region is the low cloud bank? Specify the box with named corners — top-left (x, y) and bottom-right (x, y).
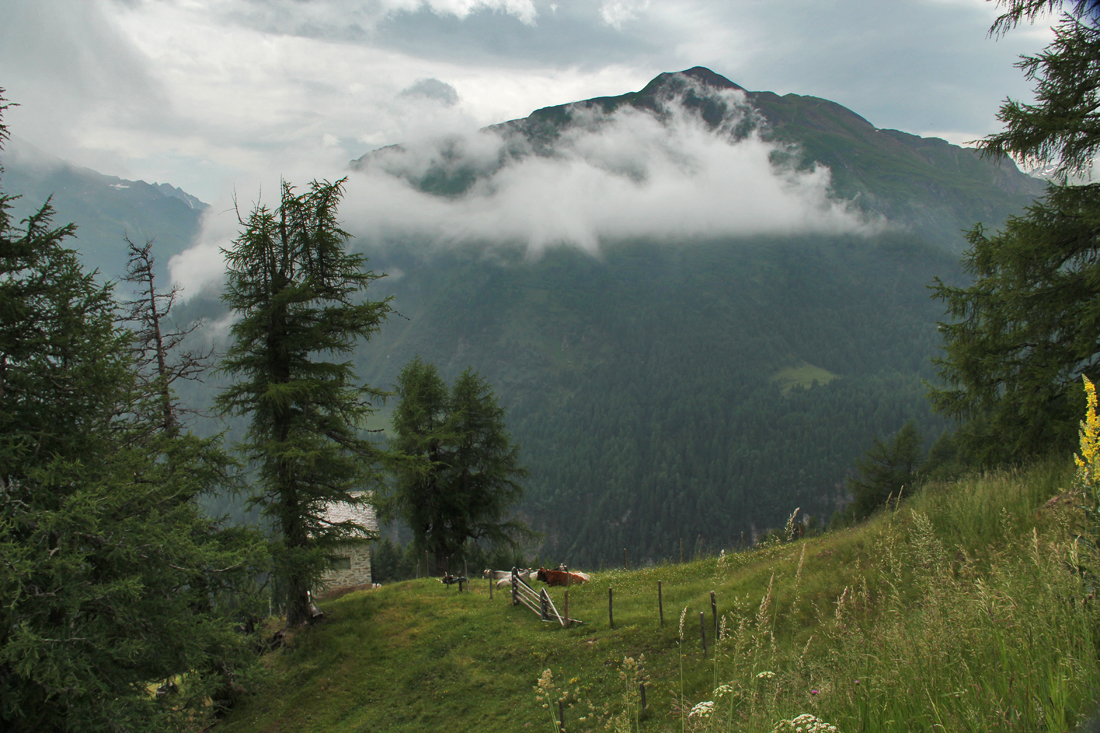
top-left (342, 85), bottom-right (880, 253)
top-left (170, 85), bottom-right (881, 297)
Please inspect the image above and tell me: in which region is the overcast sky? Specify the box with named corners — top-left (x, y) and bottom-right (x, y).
top-left (0, 0), bottom-right (1061, 293)
top-left (0, 0), bottom-right (1054, 204)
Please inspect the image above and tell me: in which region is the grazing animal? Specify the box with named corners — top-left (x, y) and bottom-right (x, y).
top-left (484, 568), bottom-right (532, 581)
top-left (483, 569), bottom-right (519, 580)
top-left (495, 570), bottom-right (537, 589)
top-left (536, 567), bottom-right (590, 586)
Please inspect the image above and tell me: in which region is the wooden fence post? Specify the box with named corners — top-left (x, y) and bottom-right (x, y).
top-left (564, 589), bottom-right (570, 629)
top-left (699, 611), bottom-right (707, 657)
top-left (558, 699), bottom-right (566, 733)
top-left (640, 681), bottom-right (647, 711)
top-left (658, 581), bottom-right (664, 626)
top-left (540, 589), bottom-right (550, 621)
top-left (710, 590), bottom-right (718, 640)
top-left (608, 587), bottom-right (614, 630)
top-left (511, 567), bottom-right (519, 607)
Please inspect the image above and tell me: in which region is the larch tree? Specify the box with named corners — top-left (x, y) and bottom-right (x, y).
top-left (930, 0), bottom-right (1100, 461)
top-left (388, 358), bottom-right (532, 573)
top-left (119, 235), bottom-right (212, 437)
top-left (0, 92), bottom-right (265, 733)
top-left (216, 178), bottom-right (390, 626)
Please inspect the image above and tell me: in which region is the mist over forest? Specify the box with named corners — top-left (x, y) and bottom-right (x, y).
top-left (1, 68), bottom-right (1044, 566)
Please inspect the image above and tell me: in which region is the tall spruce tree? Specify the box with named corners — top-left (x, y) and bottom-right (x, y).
top-left (216, 178), bottom-right (390, 626)
top-left (0, 92), bottom-right (264, 733)
top-left (389, 358), bottom-right (531, 572)
top-left (931, 0), bottom-right (1100, 461)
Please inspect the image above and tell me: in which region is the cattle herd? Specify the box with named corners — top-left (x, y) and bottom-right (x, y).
top-left (481, 566), bottom-right (591, 589)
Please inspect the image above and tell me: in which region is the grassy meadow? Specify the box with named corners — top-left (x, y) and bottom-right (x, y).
top-left (217, 458), bottom-right (1100, 732)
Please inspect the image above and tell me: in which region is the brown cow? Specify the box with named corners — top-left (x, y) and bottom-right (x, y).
top-left (536, 567), bottom-right (590, 586)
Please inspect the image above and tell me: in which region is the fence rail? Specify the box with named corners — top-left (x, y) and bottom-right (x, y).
top-left (510, 568), bottom-right (582, 627)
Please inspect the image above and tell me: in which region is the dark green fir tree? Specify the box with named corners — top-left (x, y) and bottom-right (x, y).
top-left (387, 358), bottom-right (532, 573)
top-left (846, 420), bottom-right (924, 521)
top-left (932, 0), bottom-right (1100, 461)
top-left (0, 91), bottom-right (265, 733)
top-left (216, 178), bottom-right (391, 626)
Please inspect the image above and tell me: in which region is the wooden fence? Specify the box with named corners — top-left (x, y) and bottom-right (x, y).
top-left (510, 567), bottom-right (582, 627)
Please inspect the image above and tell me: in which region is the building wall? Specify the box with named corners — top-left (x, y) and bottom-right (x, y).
top-left (319, 542), bottom-right (372, 589)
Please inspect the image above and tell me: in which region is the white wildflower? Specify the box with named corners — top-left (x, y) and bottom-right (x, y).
top-left (773, 713), bottom-right (839, 733)
top-left (688, 701), bottom-right (714, 719)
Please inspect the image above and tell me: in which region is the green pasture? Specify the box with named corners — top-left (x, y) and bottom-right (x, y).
top-left (770, 362), bottom-right (839, 395)
top-left (218, 457), bottom-right (1100, 733)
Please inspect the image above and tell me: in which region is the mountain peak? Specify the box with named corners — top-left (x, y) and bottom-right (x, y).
top-left (639, 67), bottom-right (746, 96)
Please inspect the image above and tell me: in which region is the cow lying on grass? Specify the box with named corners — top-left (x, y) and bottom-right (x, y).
top-left (483, 568), bottom-right (531, 580)
top-left (536, 568), bottom-right (590, 586)
top-left (483, 568), bottom-right (536, 590)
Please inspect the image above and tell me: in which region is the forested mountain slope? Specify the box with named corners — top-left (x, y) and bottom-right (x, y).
top-left (29, 67), bottom-right (1043, 566)
top-left (334, 232), bottom-right (960, 565)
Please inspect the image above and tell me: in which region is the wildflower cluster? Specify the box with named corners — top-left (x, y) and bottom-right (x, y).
top-left (771, 713), bottom-right (839, 732)
top-left (618, 654), bottom-right (649, 688)
top-left (1073, 375), bottom-right (1100, 546)
top-left (717, 549), bottom-right (729, 571)
top-left (1076, 375), bottom-right (1100, 489)
top-left (687, 700), bottom-right (714, 719)
top-left (533, 668), bottom-right (556, 710)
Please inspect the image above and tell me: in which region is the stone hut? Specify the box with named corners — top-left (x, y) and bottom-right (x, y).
top-left (318, 493), bottom-right (378, 591)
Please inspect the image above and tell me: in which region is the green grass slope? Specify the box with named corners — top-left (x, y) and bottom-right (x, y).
top-left (217, 458), bottom-right (1100, 733)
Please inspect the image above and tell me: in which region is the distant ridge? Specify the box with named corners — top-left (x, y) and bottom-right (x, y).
top-left (352, 66), bottom-right (1042, 251)
top-left (1, 135), bottom-right (208, 280)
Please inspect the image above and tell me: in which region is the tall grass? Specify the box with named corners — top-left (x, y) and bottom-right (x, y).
top-left (217, 459), bottom-right (1100, 733)
top-left (677, 459), bottom-right (1100, 733)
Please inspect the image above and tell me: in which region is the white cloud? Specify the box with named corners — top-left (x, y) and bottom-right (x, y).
top-left (168, 85), bottom-right (881, 296)
top-left (600, 0), bottom-right (650, 29)
top-left (198, 310), bottom-right (240, 347)
top-left (341, 92), bottom-right (878, 256)
top-left (167, 204), bottom-right (240, 300)
top-left (1, 0), bottom-right (1057, 238)
top-left (419, 0), bottom-right (539, 24)
top-left (171, 0), bottom-right (540, 32)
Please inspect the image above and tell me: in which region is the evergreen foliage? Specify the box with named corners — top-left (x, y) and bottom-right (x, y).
top-left (845, 420), bottom-right (924, 522)
top-left (388, 358), bottom-right (531, 572)
top-left (216, 178), bottom-right (391, 626)
top-left (336, 235), bottom-right (955, 566)
top-left (931, 0), bottom-right (1100, 462)
top-left (0, 92), bottom-right (264, 732)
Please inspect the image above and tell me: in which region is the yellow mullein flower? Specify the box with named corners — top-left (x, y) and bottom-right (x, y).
top-left (1077, 375), bottom-right (1100, 482)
